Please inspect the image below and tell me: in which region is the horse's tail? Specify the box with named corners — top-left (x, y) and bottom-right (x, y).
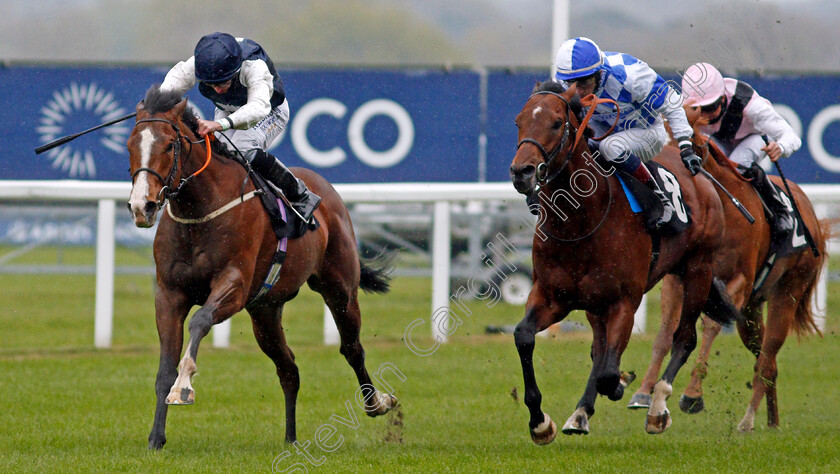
top-left (359, 249), bottom-right (397, 294)
top-left (792, 218), bottom-right (834, 337)
top-left (703, 277), bottom-right (744, 326)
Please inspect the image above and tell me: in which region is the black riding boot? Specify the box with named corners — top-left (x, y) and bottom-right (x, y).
top-left (746, 163), bottom-right (793, 237)
top-left (645, 179), bottom-right (674, 229)
top-left (630, 163), bottom-right (674, 230)
top-left (251, 150), bottom-right (321, 225)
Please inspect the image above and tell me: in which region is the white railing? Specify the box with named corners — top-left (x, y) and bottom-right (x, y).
top-left (1, 180), bottom-right (836, 347)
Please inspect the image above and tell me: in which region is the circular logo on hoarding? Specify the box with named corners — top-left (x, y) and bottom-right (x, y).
top-left (37, 82), bottom-right (130, 178)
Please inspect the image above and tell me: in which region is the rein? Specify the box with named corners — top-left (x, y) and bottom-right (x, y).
top-left (517, 90), bottom-right (622, 242)
top-left (517, 91), bottom-right (620, 186)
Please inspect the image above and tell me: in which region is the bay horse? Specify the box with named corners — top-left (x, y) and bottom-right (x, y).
top-left (628, 108), bottom-right (828, 432)
top-left (127, 86), bottom-right (397, 450)
top-left (509, 81), bottom-right (742, 443)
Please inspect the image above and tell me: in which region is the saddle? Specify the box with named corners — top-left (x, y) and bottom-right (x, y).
top-left (244, 173), bottom-right (320, 307)
top-left (251, 173), bottom-right (319, 241)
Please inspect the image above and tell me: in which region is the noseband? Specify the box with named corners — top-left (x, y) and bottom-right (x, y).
top-left (517, 91), bottom-right (573, 185)
top-left (130, 117), bottom-right (194, 207)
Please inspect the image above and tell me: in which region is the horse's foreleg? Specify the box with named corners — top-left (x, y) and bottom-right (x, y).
top-left (678, 315), bottom-right (720, 414)
top-left (166, 274), bottom-right (246, 406)
top-left (515, 286), bottom-right (565, 445)
top-left (561, 312), bottom-right (604, 436)
top-left (740, 296), bottom-right (792, 432)
top-left (148, 290), bottom-right (189, 450)
top-left (630, 275), bottom-right (682, 410)
top-left (250, 303), bottom-right (300, 443)
top-left (681, 276), bottom-right (749, 414)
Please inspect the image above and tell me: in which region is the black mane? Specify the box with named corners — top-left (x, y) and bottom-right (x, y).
top-left (144, 84), bottom-right (184, 115)
top-left (532, 80), bottom-right (584, 121)
top-left (142, 84), bottom-right (237, 161)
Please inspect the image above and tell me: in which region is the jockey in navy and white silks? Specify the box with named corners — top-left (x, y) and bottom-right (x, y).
top-left (552, 37), bottom-right (702, 230)
top-left (160, 32), bottom-right (320, 224)
top-left (681, 62), bottom-right (800, 236)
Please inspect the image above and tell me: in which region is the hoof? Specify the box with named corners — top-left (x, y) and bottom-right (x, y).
top-left (148, 435), bottom-right (166, 450)
top-left (561, 408), bottom-right (589, 435)
top-left (645, 409), bottom-right (672, 434)
top-left (620, 371), bottom-right (637, 388)
top-left (530, 413), bottom-right (558, 445)
top-left (627, 392), bottom-right (651, 410)
top-left (737, 420), bottom-right (754, 433)
top-left (679, 394), bottom-right (705, 414)
top-left (165, 387), bottom-right (195, 405)
top-left (365, 391), bottom-right (398, 417)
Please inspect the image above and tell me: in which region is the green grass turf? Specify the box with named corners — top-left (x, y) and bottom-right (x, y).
top-left (0, 249), bottom-right (838, 472)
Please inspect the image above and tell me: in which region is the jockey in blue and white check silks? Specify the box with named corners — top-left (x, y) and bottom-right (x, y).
top-left (552, 37), bottom-right (694, 166)
top-left (551, 37), bottom-right (703, 231)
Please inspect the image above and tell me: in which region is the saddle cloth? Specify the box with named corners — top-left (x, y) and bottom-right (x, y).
top-left (616, 161), bottom-right (692, 236)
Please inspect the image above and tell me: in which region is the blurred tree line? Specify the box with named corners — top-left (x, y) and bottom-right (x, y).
top-left (2, 0), bottom-right (839, 73)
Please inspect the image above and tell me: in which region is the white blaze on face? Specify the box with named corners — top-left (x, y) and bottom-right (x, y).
top-left (129, 128), bottom-right (156, 214)
top-left (532, 106), bottom-right (543, 120)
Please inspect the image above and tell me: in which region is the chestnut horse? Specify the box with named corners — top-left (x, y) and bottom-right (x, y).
top-left (629, 109), bottom-right (828, 432)
top-left (509, 82), bottom-right (742, 443)
top-left (127, 86), bottom-right (397, 450)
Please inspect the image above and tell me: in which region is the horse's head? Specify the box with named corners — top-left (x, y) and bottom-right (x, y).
top-left (510, 83), bottom-right (578, 195)
top-left (126, 87), bottom-right (190, 227)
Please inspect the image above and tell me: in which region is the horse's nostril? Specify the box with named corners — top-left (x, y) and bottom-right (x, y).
top-left (510, 165), bottom-right (536, 179)
top-left (522, 165), bottom-right (536, 178)
top-left (144, 201), bottom-right (157, 215)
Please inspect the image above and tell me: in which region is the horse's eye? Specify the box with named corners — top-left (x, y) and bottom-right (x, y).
top-left (166, 142), bottom-right (174, 152)
top-left (552, 120), bottom-right (563, 130)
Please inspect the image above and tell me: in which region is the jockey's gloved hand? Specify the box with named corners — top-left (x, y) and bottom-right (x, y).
top-left (678, 138), bottom-right (702, 176)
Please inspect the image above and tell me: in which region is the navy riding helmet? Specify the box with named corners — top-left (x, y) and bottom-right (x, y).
top-left (194, 32), bottom-right (243, 83)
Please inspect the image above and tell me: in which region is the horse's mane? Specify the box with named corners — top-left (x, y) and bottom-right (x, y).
top-left (532, 80), bottom-right (584, 121)
top-left (142, 84), bottom-right (238, 161)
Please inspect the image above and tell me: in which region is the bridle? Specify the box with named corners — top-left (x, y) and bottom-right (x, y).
top-left (517, 90), bottom-right (621, 187)
top-left (130, 117), bottom-right (207, 208)
top-left (516, 90), bottom-right (622, 242)
top-left (516, 91), bottom-right (574, 186)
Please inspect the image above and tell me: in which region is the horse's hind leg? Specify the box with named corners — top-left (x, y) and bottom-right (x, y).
top-left (320, 279), bottom-right (397, 417)
top-left (563, 299), bottom-right (636, 435)
top-left (646, 265), bottom-right (713, 435)
top-left (250, 303), bottom-right (300, 443)
top-left (630, 275), bottom-right (682, 410)
top-left (148, 289), bottom-right (190, 450)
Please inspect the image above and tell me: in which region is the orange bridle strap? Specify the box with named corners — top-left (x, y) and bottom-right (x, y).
top-left (191, 134), bottom-right (213, 177)
top-left (573, 94), bottom-right (620, 152)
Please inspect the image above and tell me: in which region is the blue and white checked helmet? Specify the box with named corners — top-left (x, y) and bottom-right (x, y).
top-left (553, 37), bottom-right (604, 81)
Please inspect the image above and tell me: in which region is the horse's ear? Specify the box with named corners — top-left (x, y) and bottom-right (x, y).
top-left (683, 104), bottom-right (702, 126)
top-left (136, 100), bottom-right (146, 112)
top-left (563, 83), bottom-right (578, 100)
top-left (172, 99), bottom-right (188, 117)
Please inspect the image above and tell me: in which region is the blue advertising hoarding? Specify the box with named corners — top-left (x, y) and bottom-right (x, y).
top-left (0, 65), bottom-right (480, 183)
top-left (485, 70), bottom-right (840, 184)
top-left (1, 64), bottom-right (838, 184)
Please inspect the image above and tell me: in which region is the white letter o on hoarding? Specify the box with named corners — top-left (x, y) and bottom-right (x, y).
top-left (807, 105), bottom-right (840, 173)
top-left (348, 99), bottom-right (415, 168)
